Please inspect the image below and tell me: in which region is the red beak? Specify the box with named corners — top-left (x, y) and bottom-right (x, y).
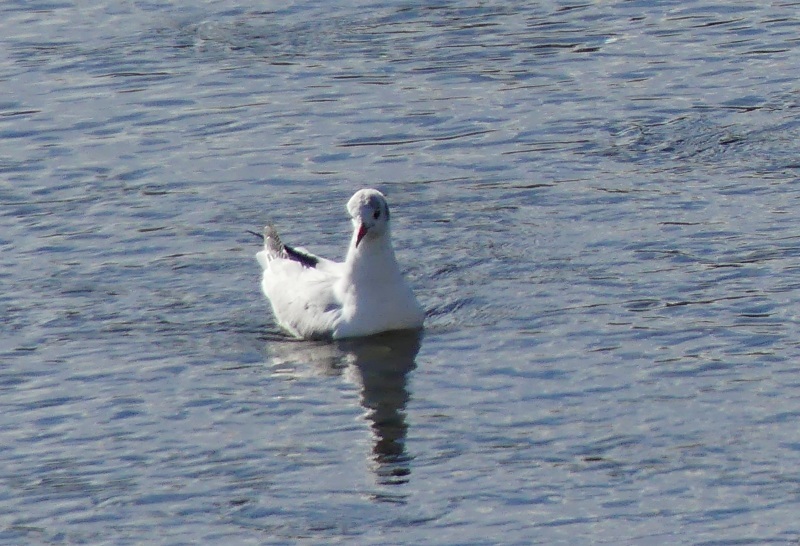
top-left (355, 224), bottom-right (368, 247)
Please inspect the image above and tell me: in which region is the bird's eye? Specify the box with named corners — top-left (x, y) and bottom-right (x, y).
top-left (373, 210), bottom-right (380, 220)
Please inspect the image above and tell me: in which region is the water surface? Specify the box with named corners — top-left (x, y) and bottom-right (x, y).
top-left (3, 0), bottom-right (800, 544)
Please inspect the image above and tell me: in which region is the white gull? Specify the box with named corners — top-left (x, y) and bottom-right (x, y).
top-left (256, 188), bottom-right (425, 339)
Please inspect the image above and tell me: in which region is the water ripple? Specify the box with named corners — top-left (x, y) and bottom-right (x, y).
top-left (3, 0), bottom-right (800, 543)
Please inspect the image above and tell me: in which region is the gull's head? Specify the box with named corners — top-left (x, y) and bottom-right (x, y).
top-left (347, 188), bottom-right (390, 248)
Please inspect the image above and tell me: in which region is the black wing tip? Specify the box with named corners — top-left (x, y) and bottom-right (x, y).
top-left (246, 229), bottom-right (264, 241)
top-left (253, 224), bottom-right (319, 268)
top-left (283, 244), bottom-right (320, 268)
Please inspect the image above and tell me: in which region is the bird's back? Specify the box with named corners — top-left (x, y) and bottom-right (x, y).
top-left (260, 258), bottom-right (342, 339)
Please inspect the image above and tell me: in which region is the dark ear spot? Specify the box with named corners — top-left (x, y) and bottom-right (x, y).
top-left (373, 209), bottom-right (380, 220)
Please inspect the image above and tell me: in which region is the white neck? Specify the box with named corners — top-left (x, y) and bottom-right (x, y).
top-left (345, 230), bottom-right (400, 280)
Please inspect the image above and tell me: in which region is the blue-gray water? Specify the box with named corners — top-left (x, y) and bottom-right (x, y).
top-left (3, 1), bottom-right (800, 544)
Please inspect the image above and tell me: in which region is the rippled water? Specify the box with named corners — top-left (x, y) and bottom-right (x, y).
top-left (3, 0), bottom-right (800, 543)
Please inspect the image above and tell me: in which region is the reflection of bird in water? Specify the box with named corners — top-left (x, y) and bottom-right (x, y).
top-left (266, 330), bottom-right (421, 487)
top-left (341, 331), bottom-right (420, 486)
